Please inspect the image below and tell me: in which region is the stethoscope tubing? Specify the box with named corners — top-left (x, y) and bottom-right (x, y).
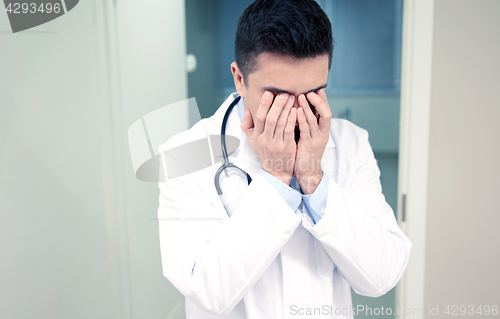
top-left (214, 96), bottom-right (252, 201)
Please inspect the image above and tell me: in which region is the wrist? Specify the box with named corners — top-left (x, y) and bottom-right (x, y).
top-left (297, 171), bottom-right (323, 195)
top-left (266, 170), bottom-right (292, 185)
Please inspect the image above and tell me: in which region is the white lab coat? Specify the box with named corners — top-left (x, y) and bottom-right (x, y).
top-left (157, 93), bottom-right (412, 319)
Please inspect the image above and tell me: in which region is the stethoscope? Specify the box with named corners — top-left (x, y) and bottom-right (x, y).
top-left (214, 96), bottom-right (252, 215)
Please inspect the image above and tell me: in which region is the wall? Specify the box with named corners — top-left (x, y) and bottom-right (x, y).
top-left (0, 2), bottom-right (117, 317)
top-left (0, 1), bottom-right (188, 318)
top-left (424, 0), bottom-right (500, 315)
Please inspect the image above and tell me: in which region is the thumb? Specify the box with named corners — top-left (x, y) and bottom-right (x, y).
top-left (240, 109), bottom-right (254, 140)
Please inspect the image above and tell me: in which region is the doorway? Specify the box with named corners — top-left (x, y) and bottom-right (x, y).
top-left (185, 1), bottom-right (404, 318)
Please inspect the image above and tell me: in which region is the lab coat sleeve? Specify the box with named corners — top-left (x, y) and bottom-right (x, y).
top-left (306, 129), bottom-right (412, 297)
top-left (158, 168), bottom-right (302, 315)
top-left (258, 169), bottom-right (303, 211)
top-left (302, 174), bottom-right (329, 224)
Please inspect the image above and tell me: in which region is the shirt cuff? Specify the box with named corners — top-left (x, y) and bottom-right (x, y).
top-left (258, 169), bottom-right (302, 212)
top-left (302, 174), bottom-right (329, 224)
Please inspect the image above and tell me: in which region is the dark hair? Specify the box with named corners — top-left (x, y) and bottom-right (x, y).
top-left (235, 0), bottom-right (334, 82)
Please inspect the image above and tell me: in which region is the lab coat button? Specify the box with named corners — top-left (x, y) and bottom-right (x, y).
top-left (321, 207), bottom-right (326, 214)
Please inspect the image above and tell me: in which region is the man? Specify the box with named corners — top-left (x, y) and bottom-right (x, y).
top-left (158, 0), bottom-right (411, 318)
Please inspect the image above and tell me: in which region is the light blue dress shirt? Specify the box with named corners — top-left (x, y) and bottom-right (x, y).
top-left (236, 97), bottom-right (328, 224)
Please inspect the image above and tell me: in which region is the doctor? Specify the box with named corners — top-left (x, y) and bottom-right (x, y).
top-left (158, 0), bottom-right (412, 318)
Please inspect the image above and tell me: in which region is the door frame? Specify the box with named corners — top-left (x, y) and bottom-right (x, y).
top-left (396, 0), bottom-right (434, 318)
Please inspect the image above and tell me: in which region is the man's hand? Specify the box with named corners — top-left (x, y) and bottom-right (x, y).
top-left (294, 89), bottom-right (332, 194)
top-left (241, 91), bottom-right (297, 185)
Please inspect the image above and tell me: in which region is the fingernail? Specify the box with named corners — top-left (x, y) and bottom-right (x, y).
top-left (288, 95), bottom-right (293, 103)
top-left (264, 91), bottom-right (273, 99)
top-left (280, 93), bottom-right (288, 99)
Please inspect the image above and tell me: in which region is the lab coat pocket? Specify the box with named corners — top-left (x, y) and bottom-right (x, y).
top-left (314, 240), bottom-right (335, 285)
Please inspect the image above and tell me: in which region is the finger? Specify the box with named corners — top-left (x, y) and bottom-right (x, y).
top-left (240, 109), bottom-right (254, 141)
top-left (275, 95), bottom-right (294, 141)
top-left (303, 92), bottom-right (321, 122)
top-left (315, 89), bottom-right (327, 119)
top-left (297, 107), bottom-right (311, 141)
top-left (317, 88), bottom-right (328, 104)
top-left (254, 91), bottom-right (274, 136)
top-left (298, 94), bottom-right (320, 138)
top-left (264, 92), bottom-right (288, 139)
top-left (306, 91), bottom-right (332, 134)
top-left (284, 107), bottom-right (297, 144)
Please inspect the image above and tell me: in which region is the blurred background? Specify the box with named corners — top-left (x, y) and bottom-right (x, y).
top-left (1, 0), bottom-right (498, 318)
